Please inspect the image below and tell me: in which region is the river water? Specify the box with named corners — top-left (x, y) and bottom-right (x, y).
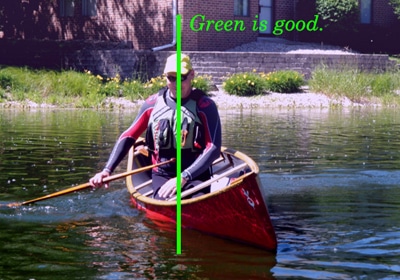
top-left (1, 107), bottom-right (400, 279)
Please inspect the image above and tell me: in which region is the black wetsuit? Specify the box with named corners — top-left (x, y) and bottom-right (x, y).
top-left (102, 88), bottom-right (222, 199)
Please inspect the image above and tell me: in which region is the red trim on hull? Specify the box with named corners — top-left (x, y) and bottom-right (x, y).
top-left (130, 174), bottom-right (277, 251)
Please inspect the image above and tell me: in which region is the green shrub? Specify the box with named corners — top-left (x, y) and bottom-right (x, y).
top-left (192, 74), bottom-right (213, 94)
top-left (122, 79), bottom-right (148, 101)
top-left (139, 74), bottom-right (213, 96)
top-left (0, 72), bottom-right (14, 89)
top-left (390, 0), bottom-right (400, 19)
top-left (144, 75), bottom-right (167, 93)
top-left (316, 0), bottom-right (359, 30)
top-left (263, 70), bottom-right (304, 93)
top-left (0, 67), bottom-right (34, 97)
top-left (222, 72), bottom-right (266, 96)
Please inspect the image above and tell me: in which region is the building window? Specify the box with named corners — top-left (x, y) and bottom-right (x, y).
top-left (234, 0), bottom-right (249, 16)
top-left (82, 0), bottom-right (97, 16)
top-left (60, 0), bottom-right (75, 17)
top-left (360, 0), bottom-right (372, 24)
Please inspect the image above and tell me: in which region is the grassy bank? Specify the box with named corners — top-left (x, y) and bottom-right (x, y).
top-left (1, 65), bottom-right (400, 108)
top-left (0, 66), bottom-right (212, 108)
top-left (309, 67), bottom-right (400, 106)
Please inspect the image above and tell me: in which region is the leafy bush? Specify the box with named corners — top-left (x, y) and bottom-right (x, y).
top-left (192, 74), bottom-right (213, 94)
top-left (390, 0), bottom-right (400, 19)
top-left (122, 79), bottom-right (148, 101)
top-left (0, 72), bottom-right (14, 89)
top-left (141, 74), bottom-right (214, 96)
top-left (263, 71), bottom-right (305, 93)
top-left (143, 75), bottom-right (167, 96)
top-left (316, 0), bottom-right (359, 45)
top-left (222, 72), bottom-right (266, 96)
top-left (97, 74), bottom-right (122, 97)
top-left (316, 0), bottom-right (359, 29)
top-left (222, 70), bottom-right (304, 96)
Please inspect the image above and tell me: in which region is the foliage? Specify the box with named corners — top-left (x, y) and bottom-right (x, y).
top-left (97, 73), bottom-right (122, 97)
top-left (309, 66), bottom-right (400, 105)
top-left (0, 71), bottom-right (15, 89)
top-left (192, 74), bottom-right (213, 94)
top-left (389, 0), bottom-right (400, 19)
top-left (122, 79), bottom-right (148, 101)
top-left (262, 71), bottom-right (305, 93)
top-left (316, 0), bottom-right (359, 45)
top-left (222, 72), bottom-right (266, 96)
top-left (2, 65), bottom-right (400, 108)
top-left (0, 66), bottom-right (215, 107)
top-left (141, 74), bottom-right (214, 96)
top-left (316, 0), bottom-right (359, 26)
top-left (222, 70), bottom-right (304, 96)
top-left (143, 75), bottom-right (167, 95)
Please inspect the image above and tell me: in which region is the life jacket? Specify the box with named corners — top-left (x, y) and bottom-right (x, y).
top-left (146, 87), bottom-right (206, 156)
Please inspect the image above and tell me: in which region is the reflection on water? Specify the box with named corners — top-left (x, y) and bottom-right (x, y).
top-left (221, 108), bottom-right (400, 173)
top-left (1, 107), bottom-right (400, 279)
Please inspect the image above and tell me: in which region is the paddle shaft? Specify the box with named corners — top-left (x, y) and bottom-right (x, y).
top-left (8, 158), bottom-right (175, 207)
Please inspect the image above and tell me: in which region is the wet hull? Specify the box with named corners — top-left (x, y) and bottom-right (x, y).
top-left (126, 140), bottom-right (277, 251)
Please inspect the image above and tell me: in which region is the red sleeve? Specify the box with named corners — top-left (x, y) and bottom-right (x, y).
top-left (103, 94), bottom-right (156, 173)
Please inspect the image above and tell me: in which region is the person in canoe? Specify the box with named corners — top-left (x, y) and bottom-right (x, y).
top-left (89, 53), bottom-right (222, 200)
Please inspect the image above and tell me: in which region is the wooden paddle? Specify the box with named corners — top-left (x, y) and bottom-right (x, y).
top-left (3, 157), bottom-right (175, 208)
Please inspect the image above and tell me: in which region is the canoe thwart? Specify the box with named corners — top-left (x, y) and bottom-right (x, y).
top-left (168, 162), bottom-right (248, 201)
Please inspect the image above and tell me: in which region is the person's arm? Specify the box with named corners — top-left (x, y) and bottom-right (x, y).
top-left (89, 94), bottom-right (156, 187)
top-left (183, 96), bottom-right (222, 180)
top-left (103, 100), bottom-right (154, 173)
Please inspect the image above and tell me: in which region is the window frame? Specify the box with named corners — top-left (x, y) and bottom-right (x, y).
top-left (234, 0), bottom-right (249, 17)
top-left (60, 0), bottom-right (75, 17)
top-left (82, 0), bottom-right (97, 17)
top-left (360, 0), bottom-right (372, 24)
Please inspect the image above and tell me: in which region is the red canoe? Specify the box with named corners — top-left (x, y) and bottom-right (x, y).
top-left (126, 139), bottom-right (277, 252)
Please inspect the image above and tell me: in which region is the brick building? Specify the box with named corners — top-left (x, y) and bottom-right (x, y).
top-left (0, 0), bottom-right (398, 51)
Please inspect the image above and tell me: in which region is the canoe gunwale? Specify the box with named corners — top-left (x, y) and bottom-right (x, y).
top-left (126, 139), bottom-right (259, 206)
top-left (125, 138), bottom-right (277, 251)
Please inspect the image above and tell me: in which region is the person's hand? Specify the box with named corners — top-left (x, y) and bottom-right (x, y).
top-left (158, 177), bottom-right (187, 199)
top-left (89, 170), bottom-right (110, 188)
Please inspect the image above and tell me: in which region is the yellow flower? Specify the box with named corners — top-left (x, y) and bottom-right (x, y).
top-left (252, 69), bottom-right (256, 72)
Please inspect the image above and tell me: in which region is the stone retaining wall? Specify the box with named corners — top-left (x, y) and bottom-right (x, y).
top-left (64, 50), bottom-right (396, 85)
top-left (185, 51), bottom-right (398, 83)
top-left (1, 45), bottom-right (396, 85)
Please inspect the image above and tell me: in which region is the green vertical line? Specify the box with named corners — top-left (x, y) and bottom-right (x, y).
top-left (176, 13), bottom-right (182, 255)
